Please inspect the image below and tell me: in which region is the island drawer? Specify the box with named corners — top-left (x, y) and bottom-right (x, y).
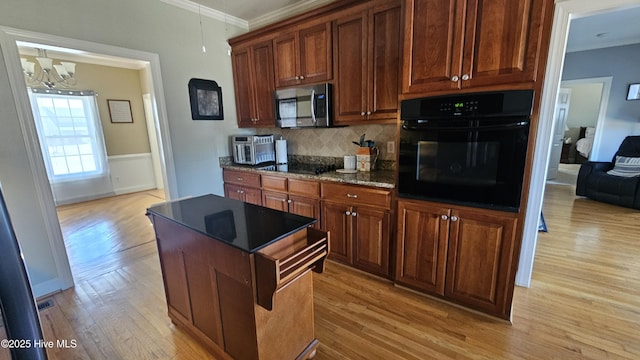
top-left (254, 227), bottom-right (329, 310)
top-left (321, 182), bottom-right (392, 209)
top-left (223, 169), bottom-right (261, 188)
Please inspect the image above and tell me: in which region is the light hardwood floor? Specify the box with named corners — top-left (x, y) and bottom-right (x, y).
top-left (25, 186), bottom-right (640, 359)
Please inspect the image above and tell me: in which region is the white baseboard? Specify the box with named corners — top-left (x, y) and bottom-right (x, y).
top-left (32, 277), bottom-right (71, 299)
top-left (108, 153), bottom-right (157, 195)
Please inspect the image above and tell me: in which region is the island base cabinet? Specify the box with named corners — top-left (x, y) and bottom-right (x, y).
top-left (149, 214), bottom-right (326, 359)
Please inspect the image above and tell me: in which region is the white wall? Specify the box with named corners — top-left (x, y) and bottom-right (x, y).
top-left (0, 46), bottom-right (65, 293)
top-left (0, 0), bottom-right (248, 295)
top-left (0, 0), bottom-right (247, 198)
top-left (562, 44), bottom-right (640, 161)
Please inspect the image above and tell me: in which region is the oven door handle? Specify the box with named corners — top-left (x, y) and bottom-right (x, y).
top-left (402, 121), bottom-right (528, 132)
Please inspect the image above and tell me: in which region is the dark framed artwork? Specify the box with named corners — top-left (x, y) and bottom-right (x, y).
top-left (204, 210), bottom-right (236, 242)
top-left (626, 83), bottom-right (640, 100)
top-left (188, 78), bottom-right (224, 120)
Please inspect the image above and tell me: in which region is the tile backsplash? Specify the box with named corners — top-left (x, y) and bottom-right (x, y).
top-left (256, 124), bottom-right (397, 161)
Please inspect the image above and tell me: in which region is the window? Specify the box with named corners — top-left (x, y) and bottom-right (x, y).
top-left (29, 90), bottom-right (108, 183)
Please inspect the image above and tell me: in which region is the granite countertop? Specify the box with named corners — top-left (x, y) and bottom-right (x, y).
top-left (147, 194), bottom-right (317, 253)
top-left (219, 157), bottom-right (395, 189)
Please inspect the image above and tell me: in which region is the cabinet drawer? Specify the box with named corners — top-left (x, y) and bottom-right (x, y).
top-left (254, 227), bottom-right (329, 310)
top-left (321, 183), bottom-right (391, 209)
top-left (262, 175), bottom-right (288, 192)
top-left (223, 169), bottom-right (261, 188)
top-left (288, 178), bottom-right (320, 198)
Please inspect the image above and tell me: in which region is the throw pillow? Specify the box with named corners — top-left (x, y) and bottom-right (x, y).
top-left (607, 156), bottom-right (640, 177)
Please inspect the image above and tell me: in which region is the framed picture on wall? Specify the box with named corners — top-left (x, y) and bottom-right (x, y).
top-left (107, 99), bottom-right (133, 123)
top-left (188, 78), bottom-right (224, 120)
top-left (626, 83), bottom-right (640, 100)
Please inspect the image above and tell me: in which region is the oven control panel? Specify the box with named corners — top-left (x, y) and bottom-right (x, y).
top-left (400, 90), bottom-right (534, 120)
top-left (439, 101), bottom-right (479, 115)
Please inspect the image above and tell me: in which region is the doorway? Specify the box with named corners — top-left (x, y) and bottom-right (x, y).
top-left (18, 42), bottom-right (164, 206)
top-left (0, 26), bottom-right (177, 294)
top-left (518, 0), bottom-right (640, 287)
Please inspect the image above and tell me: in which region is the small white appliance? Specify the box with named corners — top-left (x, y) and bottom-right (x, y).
top-left (232, 135), bottom-right (275, 165)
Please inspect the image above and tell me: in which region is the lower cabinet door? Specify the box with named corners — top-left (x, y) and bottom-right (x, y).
top-left (262, 191), bottom-right (288, 211)
top-left (289, 195), bottom-right (320, 227)
top-left (243, 187), bottom-right (262, 206)
top-left (321, 201), bottom-right (352, 264)
top-left (224, 184), bottom-right (244, 202)
top-left (352, 206), bottom-right (391, 277)
top-left (395, 200), bottom-right (449, 295)
top-left (445, 209), bottom-right (517, 318)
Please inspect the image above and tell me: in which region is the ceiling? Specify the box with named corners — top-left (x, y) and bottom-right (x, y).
top-left (566, 5), bottom-right (640, 52)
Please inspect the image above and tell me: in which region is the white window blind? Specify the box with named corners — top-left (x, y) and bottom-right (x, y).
top-left (29, 90), bottom-right (108, 183)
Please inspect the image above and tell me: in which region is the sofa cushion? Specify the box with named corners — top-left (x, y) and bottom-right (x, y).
top-left (607, 156), bottom-right (640, 177)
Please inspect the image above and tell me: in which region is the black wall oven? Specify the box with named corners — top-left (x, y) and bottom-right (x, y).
top-left (398, 90), bottom-right (534, 212)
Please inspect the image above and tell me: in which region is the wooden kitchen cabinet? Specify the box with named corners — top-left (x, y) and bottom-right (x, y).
top-left (402, 0), bottom-right (551, 95)
top-left (148, 198), bottom-right (328, 360)
top-left (395, 198), bottom-right (518, 319)
top-left (231, 40), bottom-right (276, 127)
top-left (273, 22), bottom-right (332, 88)
top-left (333, 0), bottom-right (401, 125)
top-left (262, 175), bottom-right (321, 228)
top-left (223, 169), bottom-right (262, 205)
top-left (321, 182), bottom-right (392, 277)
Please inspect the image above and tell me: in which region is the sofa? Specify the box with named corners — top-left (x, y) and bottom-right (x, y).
top-left (575, 136), bottom-right (640, 209)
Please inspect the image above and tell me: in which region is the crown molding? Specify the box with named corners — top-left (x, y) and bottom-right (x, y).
top-left (160, 0), bottom-right (249, 29)
top-left (248, 0), bottom-right (336, 30)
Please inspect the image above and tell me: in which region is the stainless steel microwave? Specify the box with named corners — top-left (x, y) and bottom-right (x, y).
top-left (275, 83), bottom-right (332, 128)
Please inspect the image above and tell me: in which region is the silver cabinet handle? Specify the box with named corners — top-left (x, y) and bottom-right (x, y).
top-left (366, 111), bottom-right (371, 115)
top-left (237, 177), bottom-right (243, 181)
top-left (299, 75), bottom-right (305, 80)
top-left (461, 74), bottom-right (470, 81)
top-left (361, 112), bottom-right (365, 116)
top-left (351, 212), bottom-right (357, 217)
top-left (345, 211), bottom-right (351, 216)
top-left (441, 215), bottom-right (448, 221)
top-left (451, 75), bottom-right (459, 82)
top-left (347, 194), bottom-right (358, 199)
top-left (295, 76), bottom-right (300, 80)
top-left (450, 215), bottom-right (459, 222)
top-left (287, 199), bottom-right (292, 203)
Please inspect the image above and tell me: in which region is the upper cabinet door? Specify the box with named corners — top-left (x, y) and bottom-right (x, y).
top-left (274, 23), bottom-right (332, 88)
top-left (273, 33), bottom-right (300, 88)
top-left (402, 0), bottom-right (551, 95)
top-left (334, 0), bottom-right (401, 126)
top-left (402, 0), bottom-right (464, 94)
top-left (251, 41), bottom-right (276, 126)
top-left (366, 2), bottom-right (401, 122)
top-left (231, 47), bottom-right (257, 127)
top-left (299, 23), bottom-right (333, 84)
top-left (333, 12), bottom-right (368, 124)
top-left (461, 0), bottom-right (550, 88)
top-left (231, 40), bottom-right (275, 128)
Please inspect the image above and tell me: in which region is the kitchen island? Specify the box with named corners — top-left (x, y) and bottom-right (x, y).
top-left (146, 194), bottom-right (329, 360)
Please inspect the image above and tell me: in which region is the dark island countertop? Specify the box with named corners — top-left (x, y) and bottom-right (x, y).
top-left (146, 194), bottom-right (316, 253)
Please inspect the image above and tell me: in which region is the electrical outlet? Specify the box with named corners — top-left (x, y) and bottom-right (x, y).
top-left (387, 141), bottom-right (395, 154)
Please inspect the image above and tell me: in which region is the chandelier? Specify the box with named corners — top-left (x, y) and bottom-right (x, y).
top-left (21, 49), bottom-right (77, 89)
